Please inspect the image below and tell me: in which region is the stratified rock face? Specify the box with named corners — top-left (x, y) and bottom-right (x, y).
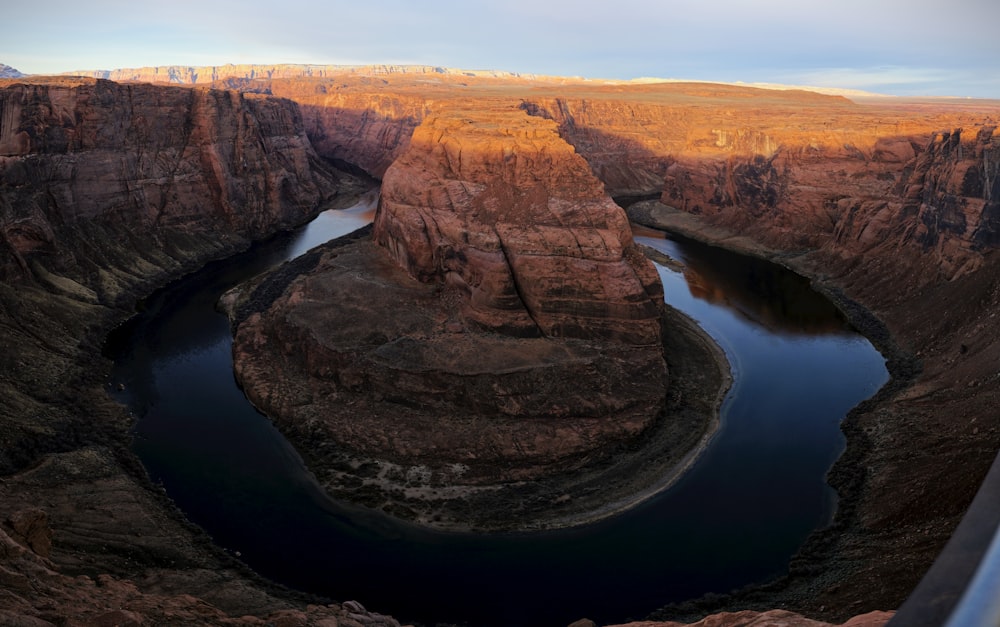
top-left (655, 114), bottom-right (1000, 282)
top-left (374, 107), bottom-right (665, 345)
top-left (0, 76), bottom-right (348, 476)
top-left (289, 88), bottom-right (429, 177)
top-left (0, 77), bottom-right (340, 292)
top-left (834, 126), bottom-right (1000, 276)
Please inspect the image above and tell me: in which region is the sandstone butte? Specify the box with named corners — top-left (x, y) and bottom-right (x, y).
top-left (225, 105), bottom-right (679, 531)
top-left (1, 65), bottom-right (999, 626)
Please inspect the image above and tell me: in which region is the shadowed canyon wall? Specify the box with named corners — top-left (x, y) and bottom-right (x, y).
top-left (0, 78), bottom-right (347, 291)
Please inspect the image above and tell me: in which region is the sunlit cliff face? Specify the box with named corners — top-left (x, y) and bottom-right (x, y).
top-left (373, 107), bottom-right (665, 345)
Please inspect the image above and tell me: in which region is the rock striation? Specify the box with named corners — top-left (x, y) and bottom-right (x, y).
top-left (2, 67), bottom-right (1000, 626)
top-left (227, 107), bottom-right (678, 530)
top-left (69, 63), bottom-right (535, 85)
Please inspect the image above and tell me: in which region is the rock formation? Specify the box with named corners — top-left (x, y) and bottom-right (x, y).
top-left (0, 76), bottom-right (374, 624)
top-left (226, 106), bottom-right (679, 530)
top-left (374, 107), bottom-right (665, 343)
top-left (0, 63), bottom-right (23, 79)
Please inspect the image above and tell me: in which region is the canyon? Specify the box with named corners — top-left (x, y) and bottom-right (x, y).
top-left (1, 65), bottom-right (999, 626)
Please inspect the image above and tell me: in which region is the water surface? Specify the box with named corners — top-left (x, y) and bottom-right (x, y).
top-left (105, 199), bottom-right (888, 626)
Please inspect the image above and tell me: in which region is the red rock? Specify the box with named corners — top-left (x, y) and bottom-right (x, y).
top-left (374, 107), bottom-right (664, 345)
top-left (4, 509), bottom-right (52, 558)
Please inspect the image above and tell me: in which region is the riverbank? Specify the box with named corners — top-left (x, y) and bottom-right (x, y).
top-left (627, 199), bottom-right (1000, 623)
top-left (0, 179), bottom-right (412, 625)
top-left (223, 229), bottom-right (732, 532)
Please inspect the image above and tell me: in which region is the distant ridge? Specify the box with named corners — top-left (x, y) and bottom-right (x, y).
top-left (0, 63), bottom-right (24, 78)
top-left (61, 63), bottom-right (550, 85)
top-left (624, 76), bottom-right (887, 98)
top-left (59, 62), bottom-right (894, 98)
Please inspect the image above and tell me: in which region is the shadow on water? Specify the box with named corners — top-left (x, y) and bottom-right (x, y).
top-left (103, 198), bottom-right (888, 627)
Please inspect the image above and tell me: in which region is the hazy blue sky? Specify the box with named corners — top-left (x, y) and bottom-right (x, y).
top-left (4, 0), bottom-right (998, 97)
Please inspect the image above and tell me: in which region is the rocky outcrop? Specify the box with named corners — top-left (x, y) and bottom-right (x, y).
top-left (374, 107), bottom-right (665, 344)
top-left (828, 126), bottom-right (1000, 278)
top-left (226, 107), bottom-right (691, 531)
top-left (0, 64), bottom-right (23, 79)
top-left (659, 120), bottom-right (1000, 283)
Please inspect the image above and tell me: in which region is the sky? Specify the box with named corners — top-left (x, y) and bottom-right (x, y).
top-left (3, 0), bottom-right (999, 97)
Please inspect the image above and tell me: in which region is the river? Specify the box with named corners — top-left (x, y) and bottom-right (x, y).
top-left (104, 194), bottom-right (888, 627)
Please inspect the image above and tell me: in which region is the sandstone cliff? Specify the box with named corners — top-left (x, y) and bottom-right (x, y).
top-left (0, 77), bottom-right (341, 287)
top-left (657, 119), bottom-right (1000, 285)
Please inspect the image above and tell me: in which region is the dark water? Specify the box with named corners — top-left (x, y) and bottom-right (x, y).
top-left (104, 197), bottom-right (887, 627)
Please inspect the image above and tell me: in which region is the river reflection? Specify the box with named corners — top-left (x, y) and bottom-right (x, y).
top-left (104, 201), bottom-right (888, 627)
top-left (633, 226), bottom-right (851, 336)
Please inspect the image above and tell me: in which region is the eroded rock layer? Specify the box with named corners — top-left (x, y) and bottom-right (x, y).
top-left (228, 107), bottom-right (675, 530)
top-left (374, 107), bottom-right (665, 344)
top-left (0, 77), bottom-right (342, 290)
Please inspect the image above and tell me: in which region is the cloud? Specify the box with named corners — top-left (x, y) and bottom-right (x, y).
top-left (2, 0), bottom-right (997, 96)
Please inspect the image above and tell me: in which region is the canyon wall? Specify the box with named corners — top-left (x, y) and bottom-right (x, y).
top-left (656, 120), bottom-right (1000, 284)
top-left (0, 77), bottom-right (348, 474)
top-left (374, 106), bottom-right (665, 344)
top-left (0, 77), bottom-right (381, 625)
